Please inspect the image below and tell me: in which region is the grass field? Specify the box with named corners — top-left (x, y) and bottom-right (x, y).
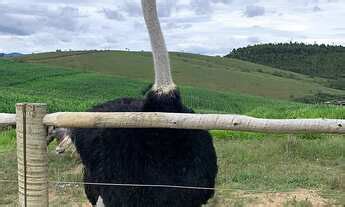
top-left (1, 59), bottom-right (344, 118)
top-left (15, 50), bottom-right (345, 101)
top-left (1, 130), bottom-right (344, 206)
top-left (0, 56), bottom-right (344, 206)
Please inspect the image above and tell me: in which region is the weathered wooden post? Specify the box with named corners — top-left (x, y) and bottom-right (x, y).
top-left (16, 103), bottom-right (48, 207)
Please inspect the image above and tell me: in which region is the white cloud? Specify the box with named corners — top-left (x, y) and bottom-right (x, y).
top-left (102, 8), bottom-right (125, 21)
top-left (244, 5), bottom-right (266, 17)
top-left (0, 0), bottom-right (344, 55)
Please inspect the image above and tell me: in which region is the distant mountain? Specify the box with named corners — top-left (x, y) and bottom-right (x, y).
top-left (226, 42), bottom-right (345, 90)
top-left (0, 52), bottom-right (24, 58)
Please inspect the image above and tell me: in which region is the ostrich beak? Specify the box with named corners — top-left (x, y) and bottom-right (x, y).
top-left (55, 135), bottom-right (72, 154)
top-left (55, 146), bottom-right (65, 154)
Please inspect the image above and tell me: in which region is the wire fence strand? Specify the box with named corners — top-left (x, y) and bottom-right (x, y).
top-left (0, 179), bottom-right (231, 191)
top-left (0, 179), bottom-right (343, 196)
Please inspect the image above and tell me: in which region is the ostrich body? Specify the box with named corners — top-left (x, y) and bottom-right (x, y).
top-left (72, 0), bottom-right (217, 206)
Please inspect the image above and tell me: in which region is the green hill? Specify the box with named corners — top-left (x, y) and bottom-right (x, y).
top-left (0, 59), bottom-right (344, 120)
top-left (226, 43), bottom-right (345, 90)
top-left (1, 56), bottom-right (345, 206)
top-left (14, 50), bottom-right (345, 101)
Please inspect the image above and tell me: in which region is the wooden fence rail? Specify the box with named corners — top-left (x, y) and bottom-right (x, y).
top-left (43, 112), bottom-right (344, 134)
top-left (0, 113), bottom-right (16, 127)
top-left (1, 102), bottom-right (344, 206)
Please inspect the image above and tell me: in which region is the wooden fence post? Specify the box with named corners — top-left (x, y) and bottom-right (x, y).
top-left (16, 103), bottom-right (48, 207)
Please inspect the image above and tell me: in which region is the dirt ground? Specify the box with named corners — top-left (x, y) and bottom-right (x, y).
top-left (209, 189), bottom-right (336, 207)
top-left (47, 188), bottom-right (336, 207)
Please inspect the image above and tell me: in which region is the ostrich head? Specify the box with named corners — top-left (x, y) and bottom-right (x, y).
top-left (142, 0), bottom-right (176, 94)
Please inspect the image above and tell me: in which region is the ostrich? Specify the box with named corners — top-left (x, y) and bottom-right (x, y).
top-left (71, 0), bottom-right (218, 206)
top-left (47, 127), bottom-right (78, 157)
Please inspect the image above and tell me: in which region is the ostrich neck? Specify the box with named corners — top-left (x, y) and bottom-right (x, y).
top-left (142, 0), bottom-right (175, 93)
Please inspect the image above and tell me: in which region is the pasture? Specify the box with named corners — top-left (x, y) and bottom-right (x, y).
top-left (15, 51), bottom-right (345, 101)
top-left (0, 57), bottom-right (344, 206)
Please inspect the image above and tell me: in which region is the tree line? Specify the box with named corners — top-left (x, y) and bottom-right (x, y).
top-left (226, 42), bottom-right (345, 89)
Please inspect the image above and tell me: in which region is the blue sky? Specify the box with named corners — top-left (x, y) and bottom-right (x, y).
top-left (0, 0), bottom-right (344, 55)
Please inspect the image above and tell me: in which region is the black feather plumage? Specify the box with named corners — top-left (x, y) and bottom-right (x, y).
top-left (72, 89), bottom-right (218, 207)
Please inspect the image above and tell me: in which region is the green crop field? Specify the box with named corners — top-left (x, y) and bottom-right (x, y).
top-left (0, 56), bottom-right (344, 206)
top-left (1, 59), bottom-right (344, 118)
top-left (15, 50), bottom-right (345, 101)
